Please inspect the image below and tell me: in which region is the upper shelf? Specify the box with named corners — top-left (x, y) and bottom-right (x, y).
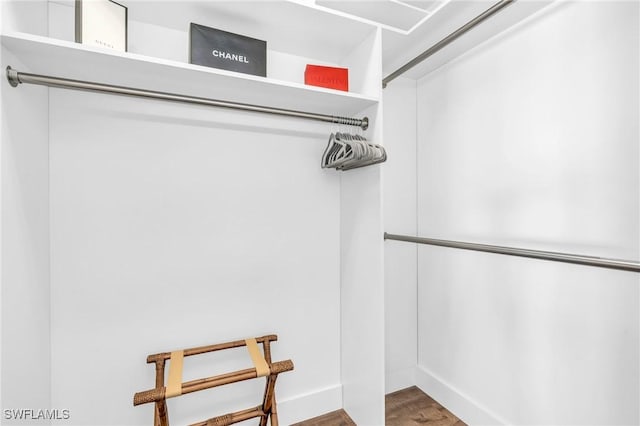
top-left (1, 32), bottom-right (378, 117)
top-left (124, 0), bottom-right (376, 65)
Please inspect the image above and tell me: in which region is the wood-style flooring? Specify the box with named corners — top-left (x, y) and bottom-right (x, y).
top-left (386, 387), bottom-right (466, 426)
top-left (291, 409), bottom-right (356, 426)
top-left (293, 386), bottom-right (466, 426)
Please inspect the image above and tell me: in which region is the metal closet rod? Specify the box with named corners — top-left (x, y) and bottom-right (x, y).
top-left (384, 233), bottom-right (640, 273)
top-left (382, 0), bottom-right (516, 88)
top-left (5, 66), bottom-right (369, 130)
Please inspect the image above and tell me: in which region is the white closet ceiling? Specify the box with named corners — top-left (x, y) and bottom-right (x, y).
top-left (316, 0), bottom-right (447, 32)
top-left (313, 0), bottom-right (553, 80)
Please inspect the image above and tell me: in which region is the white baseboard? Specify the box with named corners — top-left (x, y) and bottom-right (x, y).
top-left (385, 367), bottom-right (416, 394)
top-left (277, 368), bottom-right (508, 425)
top-left (276, 384), bottom-right (343, 425)
top-left (415, 366), bottom-right (508, 426)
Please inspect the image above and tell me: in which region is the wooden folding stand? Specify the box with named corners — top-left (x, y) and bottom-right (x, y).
top-left (133, 335), bottom-right (294, 426)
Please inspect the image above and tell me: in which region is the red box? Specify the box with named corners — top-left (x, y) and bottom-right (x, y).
top-left (304, 64), bottom-right (349, 92)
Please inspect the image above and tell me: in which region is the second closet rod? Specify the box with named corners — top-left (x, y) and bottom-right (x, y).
top-left (5, 66), bottom-right (369, 130)
top-left (384, 233), bottom-right (640, 273)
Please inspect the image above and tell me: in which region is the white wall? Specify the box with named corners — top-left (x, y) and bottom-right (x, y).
top-left (1, 4), bottom-right (3, 414)
top-left (416, 1), bottom-right (639, 424)
top-left (383, 77), bottom-right (417, 394)
top-left (1, 49), bottom-right (51, 425)
top-left (340, 161), bottom-right (386, 426)
top-left (0, 2), bottom-right (389, 425)
top-left (1, 2), bottom-right (51, 422)
top-left (48, 89), bottom-right (343, 425)
top-left (340, 30), bottom-right (386, 424)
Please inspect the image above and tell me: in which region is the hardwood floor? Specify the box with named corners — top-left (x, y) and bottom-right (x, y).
top-left (386, 386), bottom-right (466, 426)
top-left (291, 409), bottom-right (356, 426)
top-left (293, 386), bottom-right (466, 426)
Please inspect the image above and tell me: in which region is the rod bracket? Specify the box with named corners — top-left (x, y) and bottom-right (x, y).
top-left (6, 66), bottom-right (20, 87)
top-left (361, 116), bottom-right (369, 131)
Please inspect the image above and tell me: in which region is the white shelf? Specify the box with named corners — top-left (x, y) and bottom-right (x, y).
top-left (125, 0), bottom-right (375, 65)
top-left (2, 32), bottom-right (378, 117)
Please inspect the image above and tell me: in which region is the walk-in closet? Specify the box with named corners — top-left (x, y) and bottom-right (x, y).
top-left (1, 1), bottom-right (638, 425)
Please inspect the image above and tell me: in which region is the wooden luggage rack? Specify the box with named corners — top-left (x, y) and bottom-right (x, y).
top-left (133, 334), bottom-right (294, 426)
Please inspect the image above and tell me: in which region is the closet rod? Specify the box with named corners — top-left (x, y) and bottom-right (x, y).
top-left (5, 66), bottom-right (369, 130)
top-left (382, 0), bottom-right (515, 88)
top-left (384, 233), bottom-right (640, 273)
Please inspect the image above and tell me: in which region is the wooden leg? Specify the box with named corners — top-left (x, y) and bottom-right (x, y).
top-left (260, 374), bottom-right (279, 426)
top-left (258, 377), bottom-right (273, 426)
top-left (262, 341), bottom-right (273, 364)
top-left (154, 360), bottom-right (169, 426)
top-left (155, 401), bottom-right (168, 426)
top-left (270, 394), bottom-right (278, 426)
top-left (259, 340), bottom-right (275, 426)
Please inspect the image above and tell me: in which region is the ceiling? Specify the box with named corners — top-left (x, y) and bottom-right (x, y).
top-left (315, 0), bottom-right (555, 82)
top-left (316, 0), bottom-right (447, 32)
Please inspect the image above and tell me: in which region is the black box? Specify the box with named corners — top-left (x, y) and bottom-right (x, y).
top-left (190, 23), bottom-right (267, 77)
